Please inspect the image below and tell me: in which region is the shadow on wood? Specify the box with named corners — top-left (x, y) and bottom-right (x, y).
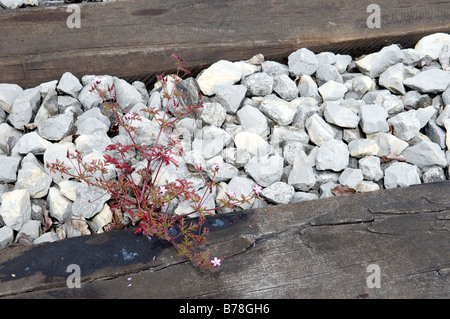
top-left (1, 181), bottom-right (449, 298)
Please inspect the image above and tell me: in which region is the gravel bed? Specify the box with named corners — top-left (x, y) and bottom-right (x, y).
top-left (0, 32), bottom-right (449, 250)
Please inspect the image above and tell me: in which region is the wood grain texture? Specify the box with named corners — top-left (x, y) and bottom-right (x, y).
top-left (1, 0), bottom-right (450, 88)
top-left (1, 181), bottom-right (449, 298)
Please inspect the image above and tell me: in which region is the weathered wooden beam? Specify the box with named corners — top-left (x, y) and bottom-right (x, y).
top-left (1, 181), bottom-right (449, 298)
top-left (1, 0), bottom-right (450, 89)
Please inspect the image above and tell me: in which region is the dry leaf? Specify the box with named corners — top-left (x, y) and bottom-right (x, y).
top-left (380, 153), bottom-right (406, 164)
top-left (332, 184), bottom-right (357, 196)
top-left (43, 207), bottom-right (53, 232)
top-left (71, 215), bottom-right (91, 236)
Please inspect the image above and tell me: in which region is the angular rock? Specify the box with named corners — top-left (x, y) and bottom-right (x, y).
top-left (366, 132), bottom-right (409, 156)
top-left (119, 115), bottom-right (168, 147)
top-left (208, 162), bottom-right (238, 182)
top-left (305, 113), bottom-right (335, 146)
top-left (379, 63), bottom-right (407, 94)
top-left (38, 113), bottom-right (76, 141)
top-left (384, 162), bottom-right (421, 189)
top-left (241, 72), bottom-right (274, 96)
top-left (72, 183), bottom-right (111, 219)
top-left (323, 101), bottom-right (359, 128)
top-left (236, 105), bottom-right (268, 136)
top-left (338, 168), bottom-right (363, 189)
top-left (315, 64), bottom-right (343, 86)
top-left (75, 131), bottom-right (112, 155)
top-left (334, 54), bottom-right (353, 73)
top-left (34, 232), bottom-right (59, 245)
top-left (288, 48), bottom-right (319, 76)
top-left (0, 83), bottom-right (23, 113)
top-left (47, 186), bottom-right (73, 222)
top-left (234, 131), bottom-right (272, 158)
top-left (318, 80), bottom-right (348, 101)
top-left (315, 139), bottom-right (349, 172)
top-left (288, 153), bottom-right (316, 191)
top-left (15, 161), bottom-right (52, 198)
top-left (113, 77), bottom-right (144, 110)
top-left (8, 87), bottom-right (40, 130)
top-left (196, 60), bottom-right (242, 96)
top-left (200, 102), bottom-right (227, 127)
top-left (261, 61), bottom-right (289, 78)
top-left (422, 166), bottom-right (446, 183)
top-left (0, 189), bottom-right (31, 231)
top-left (226, 175), bottom-right (255, 210)
top-left (282, 142), bottom-right (305, 166)
top-left (261, 181), bottom-right (295, 205)
top-left (344, 75), bottom-right (375, 100)
top-left (44, 142), bottom-right (78, 183)
top-left (425, 119), bottom-right (447, 149)
top-left (90, 204), bottom-right (113, 233)
top-left (273, 74), bottom-right (298, 101)
top-left (355, 44), bottom-right (405, 78)
top-left (403, 69), bottom-right (450, 94)
top-left (0, 155), bottom-right (21, 183)
top-left (415, 105), bottom-right (437, 129)
top-left (291, 192), bottom-right (318, 203)
top-left (214, 84), bottom-right (247, 114)
top-left (414, 32), bottom-right (450, 60)
top-left (15, 132), bottom-right (52, 155)
top-left (244, 153), bottom-right (284, 187)
top-left (388, 110), bottom-right (421, 141)
top-left (355, 181), bottom-right (380, 192)
top-left (402, 140), bottom-right (447, 169)
top-left (57, 72), bottom-right (83, 98)
top-left (359, 104), bottom-right (389, 134)
top-left (260, 94), bottom-right (298, 126)
top-left (348, 138), bottom-right (379, 158)
top-left (58, 180), bottom-right (79, 201)
top-left (358, 156), bottom-right (383, 182)
top-left (363, 90), bottom-right (404, 115)
top-left (0, 226), bottom-right (14, 250)
top-left (297, 74), bottom-right (321, 102)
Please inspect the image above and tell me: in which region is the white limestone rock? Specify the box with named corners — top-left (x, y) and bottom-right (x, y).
top-left (0, 189), bottom-right (31, 231)
top-left (288, 48), bottom-right (319, 76)
top-left (15, 161), bottom-right (52, 198)
top-left (388, 110), bottom-right (421, 141)
top-left (318, 80), bottom-right (348, 101)
top-left (57, 72), bottom-right (83, 98)
top-left (402, 140), bottom-right (447, 169)
top-left (260, 94), bottom-right (298, 126)
top-left (197, 60), bottom-right (243, 96)
top-left (355, 44), bottom-right (406, 78)
top-left (261, 181), bottom-right (295, 205)
top-left (305, 113), bottom-right (335, 146)
top-left (47, 186), bottom-right (72, 222)
top-left (403, 69), bottom-right (450, 94)
top-left (244, 153), bottom-right (284, 187)
top-left (0, 83), bottom-right (23, 113)
top-left (358, 156), bottom-right (383, 182)
top-left (366, 132), bottom-right (409, 156)
top-left (236, 105), bottom-right (268, 136)
top-left (338, 168), bottom-right (363, 189)
top-left (359, 104), bottom-right (389, 134)
top-left (348, 138), bottom-right (379, 158)
top-left (384, 162), bottom-right (421, 189)
top-left (315, 139), bottom-right (349, 172)
top-left (323, 101), bottom-right (359, 128)
top-left (414, 33), bottom-right (450, 60)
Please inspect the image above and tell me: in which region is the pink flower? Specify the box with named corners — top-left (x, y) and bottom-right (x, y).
top-left (253, 184), bottom-right (262, 195)
top-left (93, 76), bottom-right (102, 85)
top-left (159, 186), bottom-right (168, 194)
top-left (211, 257), bottom-right (221, 268)
top-left (213, 162), bottom-right (222, 171)
top-left (226, 190), bottom-right (236, 198)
